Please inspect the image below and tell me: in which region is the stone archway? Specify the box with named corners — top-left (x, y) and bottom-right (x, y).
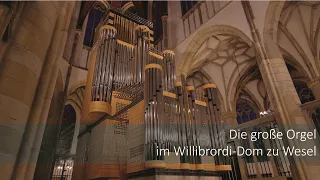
top-left (177, 24), bottom-right (253, 77)
top-left (177, 24), bottom-right (258, 112)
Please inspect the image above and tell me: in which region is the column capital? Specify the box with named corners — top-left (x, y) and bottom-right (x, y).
top-left (307, 77), bottom-right (320, 88)
top-left (161, 15), bottom-right (168, 21)
top-left (308, 77), bottom-right (320, 99)
top-left (221, 112), bottom-right (237, 120)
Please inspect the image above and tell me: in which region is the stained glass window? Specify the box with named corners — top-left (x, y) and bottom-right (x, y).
top-left (83, 8), bottom-right (104, 47)
top-left (293, 82), bottom-right (315, 104)
top-left (236, 99), bottom-right (258, 124)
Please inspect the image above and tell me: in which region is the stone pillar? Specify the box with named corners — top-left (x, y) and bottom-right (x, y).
top-left (221, 111), bottom-right (237, 131)
top-left (148, 0), bottom-right (153, 22)
top-left (63, 1), bottom-right (81, 62)
top-left (161, 15), bottom-right (168, 50)
top-left (11, 2), bottom-right (75, 180)
top-left (0, 1), bottom-right (59, 180)
top-left (73, 15), bottom-right (88, 68)
top-left (308, 77), bottom-right (320, 99)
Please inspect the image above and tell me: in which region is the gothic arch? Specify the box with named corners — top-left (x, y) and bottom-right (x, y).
top-left (263, 1), bottom-right (286, 42)
top-left (264, 1), bottom-right (320, 79)
top-left (178, 25), bottom-right (253, 76)
top-left (277, 2), bottom-right (320, 79)
top-left (178, 25), bottom-right (257, 112)
top-left (65, 85), bottom-right (85, 155)
top-left (120, 2), bottom-right (135, 14)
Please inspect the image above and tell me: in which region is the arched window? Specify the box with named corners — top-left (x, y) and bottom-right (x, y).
top-left (83, 7), bottom-right (105, 47)
top-left (57, 105), bottom-right (77, 154)
top-left (293, 82), bottom-right (315, 104)
top-left (236, 99), bottom-right (258, 124)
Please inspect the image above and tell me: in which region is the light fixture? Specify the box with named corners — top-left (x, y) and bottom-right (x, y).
top-left (260, 110), bottom-right (272, 116)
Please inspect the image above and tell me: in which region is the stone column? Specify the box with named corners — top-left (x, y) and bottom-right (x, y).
top-left (308, 77), bottom-right (320, 99)
top-left (161, 15), bottom-right (168, 50)
top-left (73, 15), bottom-right (88, 68)
top-left (11, 2), bottom-right (75, 180)
top-left (148, 0), bottom-right (153, 22)
top-left (221, 111), bottom-right (237, 131)
top-left (0, 1), bottom-right (59, 180)
top-left (63, 1), bottom-right (81, 62)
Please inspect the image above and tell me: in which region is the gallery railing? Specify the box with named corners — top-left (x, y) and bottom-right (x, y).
top-left (51, 156), bottom-right (74, 180)
top-left (181, 1), bottom-right (232, 38)
top-left (230, 114), bottom-right (293, 179)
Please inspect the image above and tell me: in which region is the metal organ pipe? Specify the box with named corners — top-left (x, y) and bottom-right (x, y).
top-left (91, 26), bottom-right (117, 103)
top-left (163, 50), bottom-right (176, 92)
top-left (135, 26), bottom-right (150, 84)
top-left (202, 84), bottom-right (226, 165)
top-left (144, 64), bottom-right (163, 161)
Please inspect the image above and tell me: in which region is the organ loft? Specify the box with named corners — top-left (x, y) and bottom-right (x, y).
top-left (1, 1), bottom-right (320, 180)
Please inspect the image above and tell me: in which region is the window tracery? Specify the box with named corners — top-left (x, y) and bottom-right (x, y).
top-left (293, 82), bottom-right (315, 104)
top-left (236, 99), bottom-right (258, 124)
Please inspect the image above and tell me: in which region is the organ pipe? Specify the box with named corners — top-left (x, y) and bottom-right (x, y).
top-left (91, 26), bottom-right (117, 103)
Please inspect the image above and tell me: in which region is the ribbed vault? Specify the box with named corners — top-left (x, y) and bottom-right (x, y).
top-left (278, 1), bottom-right (320, 79)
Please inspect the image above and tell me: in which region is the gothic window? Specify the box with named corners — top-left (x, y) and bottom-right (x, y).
top-left (236, 99), bottom-right (258, 124)
top-left (83, 8), bottom-right (104, 47)
top-left (293, 82), bottom-right (315, 104)
top-left (180, 1), bottom-right (198, 16)
top-left (57, 105), bottom-right (77, 154)
top-left (312, 108), bottom-right (320, 136)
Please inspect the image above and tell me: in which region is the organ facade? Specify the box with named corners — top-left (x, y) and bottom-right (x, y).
top-left (76, 9), bottom-right (232, 179)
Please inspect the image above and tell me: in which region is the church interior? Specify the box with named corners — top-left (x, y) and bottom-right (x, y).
top-left (0, 1), bottom-right (320, 180)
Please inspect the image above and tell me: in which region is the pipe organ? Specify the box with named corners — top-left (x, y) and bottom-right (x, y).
top-left (81, 9), bottom-right (231, 179)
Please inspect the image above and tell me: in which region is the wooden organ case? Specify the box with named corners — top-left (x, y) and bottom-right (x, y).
top-left (80, 9), bottom-right (232, 180)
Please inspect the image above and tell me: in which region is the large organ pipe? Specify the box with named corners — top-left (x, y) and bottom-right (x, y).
top-left (91, 25), bottom-right (117, 103)
top-left (175, 79), bottom-right (192, 165)
top-left (135, 26), bottom-right (150, 84)
top-left (186, 86), bottom-right (202, 165)
top-left (202, 84), bottom-right (225, 165)
top-left (163, 50), bottom-right (175, 92)
top-left (144, 64), bottom-right (163, 161)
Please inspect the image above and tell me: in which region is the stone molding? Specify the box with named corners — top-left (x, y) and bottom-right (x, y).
top-left (307, 77), bottom-right (320, 88)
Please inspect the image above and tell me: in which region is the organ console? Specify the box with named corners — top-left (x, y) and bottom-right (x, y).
top-left (81, 8), bottom-right (231, 179)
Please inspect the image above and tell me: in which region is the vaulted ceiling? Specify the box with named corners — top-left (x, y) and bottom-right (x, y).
top-left (186, 34), bottom-right (263, 111)
top-left (278, 1), bottom-right (320, 80)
